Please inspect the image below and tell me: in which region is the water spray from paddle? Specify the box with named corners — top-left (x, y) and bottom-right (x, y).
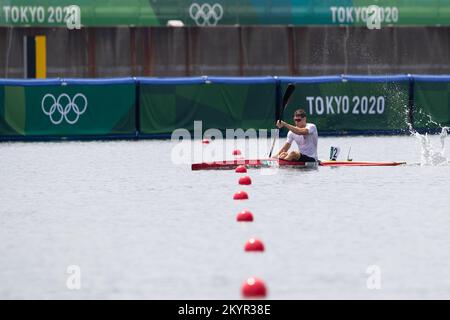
top-left (407, 113), bottom-right (450, 166)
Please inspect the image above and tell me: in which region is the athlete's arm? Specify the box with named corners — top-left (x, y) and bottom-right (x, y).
top-left (274, 142), bottom-right (291, 157)
top-left (277, 121), bottom-right (309, 135)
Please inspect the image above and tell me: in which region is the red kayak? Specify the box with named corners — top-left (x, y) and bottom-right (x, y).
top-left (191, 159), bottom-right (406, 170)
top-left (319, 160), bottom-right (406, 167)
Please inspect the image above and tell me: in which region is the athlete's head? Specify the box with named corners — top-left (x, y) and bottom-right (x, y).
top-left (293, 109), bottom-right (307, 127)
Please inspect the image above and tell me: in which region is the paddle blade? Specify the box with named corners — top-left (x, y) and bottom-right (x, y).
top-left (282, 83), bottom-right (296, 108)
top-left (268, 130), bottom-right (278, 157)
top-left (279, 83), bottom-right (296, 121)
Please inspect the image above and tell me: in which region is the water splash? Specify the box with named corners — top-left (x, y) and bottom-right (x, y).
top-left (416, 109), bottom-right (443, 128)
top-left (408, 122), bottom-right (450, 166)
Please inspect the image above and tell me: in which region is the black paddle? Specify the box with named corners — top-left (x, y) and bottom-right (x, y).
top-left (268, 83), bottom-right (296, 157)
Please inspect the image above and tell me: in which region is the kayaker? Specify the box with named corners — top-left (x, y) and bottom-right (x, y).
top-left (274, 109), bottom-right (318, 162)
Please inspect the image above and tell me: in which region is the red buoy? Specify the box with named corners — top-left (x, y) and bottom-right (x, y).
top-left (238, 176), bottom-right (252, 185)
top-left (236, 210), bottom-right (254, 222)
top-left (232, 149), bottom-right (241, 156)
top-left (244, 238), bottom-right (264, 252)
top-left (241, 277), bottom-right (267, 298)
top-left (202, 139), bottom-right (210, 144)
top-left (235, 165), bottom-right (247, 173)
top-left (233, 191), bottom-right (248, 200)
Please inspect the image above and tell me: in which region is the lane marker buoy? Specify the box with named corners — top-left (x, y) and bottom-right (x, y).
top-left (244, 238), bottom-right (264, 252)
top-left (236, 210), bottom-right (254, 222)
top-left (241, 277), bottom-right (267, 298)
top-left (233, 191), bottom-right (248, 200)
top-left (235, 165), bottom-right (247, 173)
top-left (238, 176), bottom-right (252, 185)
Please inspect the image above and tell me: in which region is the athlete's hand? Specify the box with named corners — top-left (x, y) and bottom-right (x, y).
top-left (276, 120), bottom-right (284, 128)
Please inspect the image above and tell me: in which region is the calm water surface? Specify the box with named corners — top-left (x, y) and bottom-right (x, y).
top-left (0, 136), bottom-right (449, 299)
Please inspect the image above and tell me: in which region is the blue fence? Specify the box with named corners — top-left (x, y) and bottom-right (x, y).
top-left (0, 75), bottom-right (449, 141)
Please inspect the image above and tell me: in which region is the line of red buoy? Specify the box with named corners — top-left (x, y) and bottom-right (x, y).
top-left (231, 149), bottom-right (268, 298)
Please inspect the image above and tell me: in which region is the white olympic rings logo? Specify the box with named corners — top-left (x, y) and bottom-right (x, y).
top-left (189, 3), bottom-right (223, 26)
top-left (41, 93), bottom-right (88, 125)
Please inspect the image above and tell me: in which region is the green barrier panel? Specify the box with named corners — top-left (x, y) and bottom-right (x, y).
top-left (139, 78), bottom-right (276, 135)
top-left (413, 80), bottom-right (450, 130)
top-left (0, 86), bottom-right (17, 135)
top-left (0, 80), bottom-right (135, 137)
top-left (280, 77), bottom-right (410, 133)
top-left (4, 76), bottom-right (450, 140)
top-left (1, 0), bottom-right (450, 27)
